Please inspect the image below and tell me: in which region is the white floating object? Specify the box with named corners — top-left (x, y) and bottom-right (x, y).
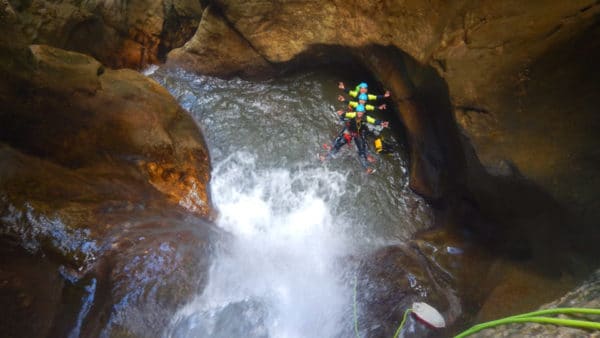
top-left (412, 302), bottom-right (446, 328)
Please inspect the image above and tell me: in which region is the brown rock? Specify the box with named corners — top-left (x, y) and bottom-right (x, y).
top-left (167, 5), bottom-right (274, 78)
top-left (28, 44), bottom-right (104, 94)
top-left (0, 246), bottom-right (65, 338)
top-left (2, 0), bottom-right (204, 69)
top-left (1, 44), bottom-right (212, 217)
top-left (0, 45), bottom-right (215, 336)
top-left (469, 269), bottom-right (600, 337)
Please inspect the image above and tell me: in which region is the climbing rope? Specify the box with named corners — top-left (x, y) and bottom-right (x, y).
top-left (353, 274), bottom-right (360, 338)
top-left (392, 308), bottom-right (413, 338)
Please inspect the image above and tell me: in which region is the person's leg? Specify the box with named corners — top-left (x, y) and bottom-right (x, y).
top-left (354, 134), bottom-right (370, 169)
top-left (331, 132), bottom-right (349, 154)
top-left (320, 130), bottom-right (349, 161)
top-left (359, 130), bottom-right (377, 163)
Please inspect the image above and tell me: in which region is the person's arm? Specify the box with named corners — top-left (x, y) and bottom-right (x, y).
top-left (367, 94), bottom-right (380, 101)
top-left (367, 90), bottom-right (391, 101)
top-left (337, 110), bottom-right (357, 120)
top-left (365, 116), bottom-right (389, 127)
top-left (339, 82), bottom-right (355, 95)
top-left (365, 104), bottom-right (387, 111)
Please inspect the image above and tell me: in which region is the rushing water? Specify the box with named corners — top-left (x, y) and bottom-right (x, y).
top-left (148, 66), bottom-right (433, 337)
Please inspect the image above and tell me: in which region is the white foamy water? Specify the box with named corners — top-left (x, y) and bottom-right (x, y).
top-left (167, 152), bottom-right (354, 338)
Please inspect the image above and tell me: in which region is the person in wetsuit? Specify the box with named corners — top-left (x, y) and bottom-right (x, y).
top-left (338, 82), bottom-right (392, 154)
top-left (321, 104), bottom-right (390, 174)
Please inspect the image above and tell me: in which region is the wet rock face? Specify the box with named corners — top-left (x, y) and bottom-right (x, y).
top-left (455, 24), bottom-right (600, 256)
top-left (0, 45), bottom-right (214, 336)
top-left (356, 243), bottom-right (464, 337)
top-left (0, 246), bottom-right (65, 338)
top-left (1, 0), bottom-right (204, 68)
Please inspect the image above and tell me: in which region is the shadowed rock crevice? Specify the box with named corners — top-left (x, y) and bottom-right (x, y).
top-left (455, 18), bottom-right (600, 265)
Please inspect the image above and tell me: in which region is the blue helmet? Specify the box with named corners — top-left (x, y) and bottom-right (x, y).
top-left (356, 104), bottom-right (366, 112)
top-left (358, 82), bottom-right (368, 89)
top-left (358, 93), bottom-right (368, 101)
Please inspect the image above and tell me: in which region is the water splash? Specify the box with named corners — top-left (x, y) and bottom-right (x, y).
top-left (167, 152), bottom-right (353, 337)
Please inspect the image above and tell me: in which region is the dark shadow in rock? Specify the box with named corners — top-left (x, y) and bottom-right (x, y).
top-left (0, 243), bottom-right (64, 338)
top-left (64, 17), bottom-right (112, 67)
top-left (353, 44), bottom-right (596, 277)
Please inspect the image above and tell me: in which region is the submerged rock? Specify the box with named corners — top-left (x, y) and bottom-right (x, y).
top-left (167, 5), bottom-right (273, 78)
top-left (1, 44), bottom-right (212, 217)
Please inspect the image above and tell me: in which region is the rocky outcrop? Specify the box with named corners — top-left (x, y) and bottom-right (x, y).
top-left (0, 0), bottom-right (204, 69)
top-left (469, 268), bottom-right (600, 337)
top-left (167, 5), bottom-right (274, 78)
top-left (0, 45), bottom-right (214, 337)
top-left (1, 44), bottom-right (212, 217)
